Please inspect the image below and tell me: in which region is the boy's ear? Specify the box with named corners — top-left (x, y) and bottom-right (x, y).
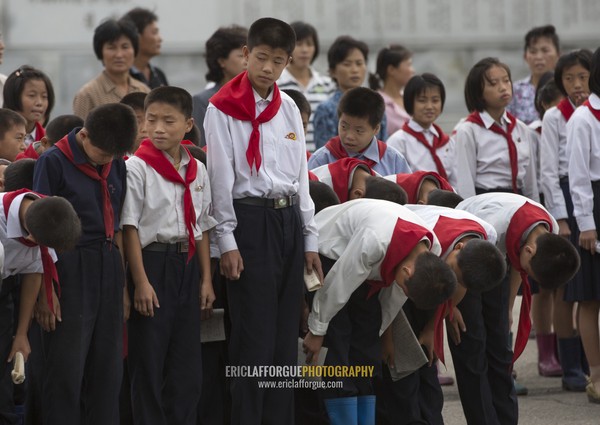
top-left (373, 123), bottom-right (381, 137)
top-left (242, 45), bottom-right (250, 61)
top-left (454, 241), bottom-right (464, 252)
top-left (185, 117), bottom-right (194, 134)
top-left (40, 136), bottom-right (51, 149)
top-left (349, 187), bottom-right (365, 200)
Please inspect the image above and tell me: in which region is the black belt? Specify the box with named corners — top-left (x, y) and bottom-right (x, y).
top-left (234, 194), bottom-right (298, 209)
top-left (143, 242), bottom-right (189, 253)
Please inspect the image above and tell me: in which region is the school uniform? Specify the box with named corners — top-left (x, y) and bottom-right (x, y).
top-left (377, 204), bottom-right (497, 425)
top-left (454, 110), bottom-right (539, 200)
top-left (386, 119), bottom-right (457, 186)
top-left (309, 157), bottom-right (376, 203)
top-left (32, 128), bottom-right (127, 425)
top-left (277, 67), bottom-right (336, 149)
top-left (0, 191), bottom-right (54, 425)
top-left (568, 93), bottom-right (600, 300)
top-left (24, 122), bottom-right (45, 148)
top-left (121, 141), bottom-right (217, 425)
top-left (309, 199), bottom-right (441, 399)
top-left (456, 193), bottom-right (558, 425)
top-left (383, 171), bottom-right (454, 205)
top-left (308, 135), bottom-right (411, 176)
top-left (205, 71), bottom-right (317, 425)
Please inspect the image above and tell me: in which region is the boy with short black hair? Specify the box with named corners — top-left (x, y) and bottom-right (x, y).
top-left (0, 191), bottom-right (80, 425)
top-left (205, 17), bottom-right (321, 425)
top-left (123, 85), bottom-right (216, 425)
top-left (0, 109), bottom-right (26, 162)
top-left (426, 188), bottom-right (464, 209)
top-left (4, 158), bottom-right (35, 191)
top-left (309, 87), bottom-right (411, 175)
top-left (120, 92), bottom-right (148, 154)
top-left (17, 114), bottom-right (84, 161)
top-left (309, 180), bottom-right (340, 213)
top-left (32, 102), bottom-right (137, 425)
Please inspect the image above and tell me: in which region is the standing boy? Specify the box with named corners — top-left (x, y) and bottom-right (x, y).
top-left (32, 103), bottom-right (137, 425)
top-left (122, 86), bottom-right (217, 425)
top-left (205, 18), bottom-right (322, 425)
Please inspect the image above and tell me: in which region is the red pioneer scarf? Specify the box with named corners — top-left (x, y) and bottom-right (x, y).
top-left (324, 136), bottom-right (388, 168)
top-left (401, 122), bottom-right (450, 179)
top-left (556, 98), bottom-right (575, 122)
top-left (328, 158), bottom-right (375, 203)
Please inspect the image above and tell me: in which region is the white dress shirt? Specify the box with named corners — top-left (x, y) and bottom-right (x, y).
top-left (121, 148), bottom-right (218, 248)
top-left (540, 105), bottom-right (571, 220)
top-left (0, 192), bottom-right (57, 279)
top-left (406, 204), bottom-right (497, 258)
top-left (386, 119), bottom-right (457, 186)
top-left (453, 111), bottom-right (539, 200)
top-left (307, 199), bottom-right (441, 336)
top-left (567, 93), bottom-right (600, 232)
top-left (205, 89), bottom-right (318, 254)
top-left (457, 193), bottom-right (558, 255)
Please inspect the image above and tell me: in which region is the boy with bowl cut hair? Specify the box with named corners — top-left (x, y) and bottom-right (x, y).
top-left (32, 103), bottom-right (136, 425)
top-left (205, 17), bottom-right (322, 425)
top-left (123, 86), bottom-right (217, 425)
top-left (309, 87), bottom-right (411, 175)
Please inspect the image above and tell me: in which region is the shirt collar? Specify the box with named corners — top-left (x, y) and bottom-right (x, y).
top-left (352, 136), bottom-right (380, 163)
top-left (6, 192), bottom-right (40, 239)
top-left (590, 93), bottom-right (600, 109)
top-left (253, 87), bottom-right (274, 103)
top-left (480, 110), bottom-right (511, 129)
top-left (408, 118), bottom-right (438, 137)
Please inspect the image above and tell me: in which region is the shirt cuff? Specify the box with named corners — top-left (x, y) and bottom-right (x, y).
top-left (217, 233), bottom-right (238, 254)
top-left (308, 312), bottom-right (329, 336)
top-left (548, 205), bottom-right (568, 221)
top-left (576, 215), bottom-right (596, 232)
top-left (304, 234), bottom-right (319, 253)
top-left (120, 216), bottom-right (139, 229)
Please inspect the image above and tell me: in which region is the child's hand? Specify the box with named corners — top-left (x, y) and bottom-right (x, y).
top-left (304, 252), bottom-right (324, 285)
top-left (580, 229), bottom-right (598, 255)
top-left (573, 92), bottom-right (589, 106)
top-left (200, 280), bottom-right (215, 321)
top-left (134, 281), bottom-right (159, 317)
top-left (34, 287), bottom-right (61, 332)
top-left (302, 331), bottom-right (324, 365)
top-left (446, 307), bottom-right (466, 345)
top-left (220, 250), bottom-right (244, 280)
top-left (123, 287), bottom-right (131, 323)
top-left (557, 219), bottom-right (571, 238)
top-left (8, 335), bottom-right (31, 363)
top-left (299, 298), bottom-right (309, 337)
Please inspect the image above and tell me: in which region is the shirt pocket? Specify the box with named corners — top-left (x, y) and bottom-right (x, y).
top-left (275, 134), bottom-right (304, 180)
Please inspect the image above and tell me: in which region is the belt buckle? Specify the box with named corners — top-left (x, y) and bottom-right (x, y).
top-left (273, 196), bottom-right (289, 209)
top-left (178, 242), bottom-right (189, 253)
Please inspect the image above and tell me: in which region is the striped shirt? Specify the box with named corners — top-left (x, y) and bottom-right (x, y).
top-left (277, 67), bottom-right (336, 150)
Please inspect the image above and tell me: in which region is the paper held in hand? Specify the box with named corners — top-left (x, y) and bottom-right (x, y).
top-left (11, 352), bottom-right (25, 385)
top-left (304, 269), bottom-right (322, 292)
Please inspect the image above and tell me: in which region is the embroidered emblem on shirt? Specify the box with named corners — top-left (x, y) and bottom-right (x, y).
top-left (285, 132), bottom-right (297, 140)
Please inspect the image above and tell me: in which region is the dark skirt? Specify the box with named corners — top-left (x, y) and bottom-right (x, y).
top-left (565, 179), bottom-right (600, 302)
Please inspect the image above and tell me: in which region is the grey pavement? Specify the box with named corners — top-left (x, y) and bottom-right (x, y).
top-left (440, 298), bottom-right (600, 425)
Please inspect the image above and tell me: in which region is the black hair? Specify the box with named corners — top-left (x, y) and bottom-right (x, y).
top-left (555, 49), bottom-right (593, 96)
top-left (309, 180), bottom-right (340, 214)
top-left (120, 92), bottom-right (147, 112)
top-left (3, 65), bottom-right (55, 126)
top-left (25, 196), bottom-right (82, 251)
top-left (337, 87), bottom-right (385, 129)
top-left (531, 233), bottom-right (581, 290)
top-left (406, 251), bottom-right (457, 310)
top-left (425, 189), bottom-right (463, 208)
top-left (327, 35), bottom-right (369, 72)
top-left (44, 115), bottom-right (84, 146)
top-left (363, 176), bottom-right (407, 205)
top-left (0, 109), bottom-right (26, 141)
top-left (145, 86), bottom-right (193, 119)
top-left (183, 124), bottom-right (201, 146)
top-left (290, 21), bottom-right (320, 64)
top-left (534, 72), bottom-right (562, 118)
top-left (464, 57), bottom-right (512, 112)
top-left (122, 7), bottom-right (158, 35)
top-left (282, 89), bottom-right (311, 117)
top-left (186, 145), bottom-right (206, 166)
top-left (205, 25), bottom-right (248, 83)
top-left (368, 45), bottom-right (412, 90)
top-left (93, 18), bottom-right (139, 61)
top-left (403, 73), bottom-right (446, 115)
top-left (85, 103), bottom-right (137, 156)
top-left (457, 239), bottom-right (506, 293)
top-left (247, 17), bottom-right (295, 56)
top-left (524, 25), bottom-right (560, 53)
top-left (4, 159), bottom-right (35, 191)
top-left (591, 47), bottom-right (600, 97)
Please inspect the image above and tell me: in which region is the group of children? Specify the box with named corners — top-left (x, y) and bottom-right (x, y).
top-left (0, 14), bottom-right (595, 425)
